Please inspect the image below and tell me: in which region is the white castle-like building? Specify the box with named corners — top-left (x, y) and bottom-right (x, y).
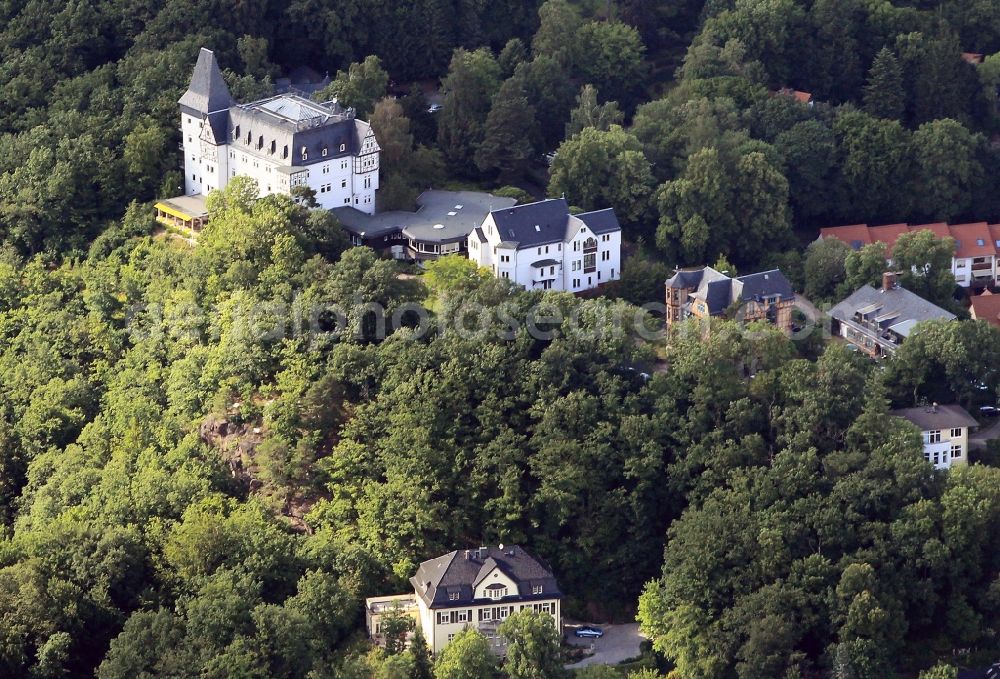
top-left (158, 48), bottom-right (380, 231)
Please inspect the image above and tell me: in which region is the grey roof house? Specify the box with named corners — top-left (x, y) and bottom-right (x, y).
top-left (366, 544), bottom-right (563, 656)
top-left (829, 272), bottom-right (956, 358)
top-left (664, 266), bottom-right (796, 330)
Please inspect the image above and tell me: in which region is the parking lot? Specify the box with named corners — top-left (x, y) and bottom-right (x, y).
top-left (564, 622), bottom-right (645, 669)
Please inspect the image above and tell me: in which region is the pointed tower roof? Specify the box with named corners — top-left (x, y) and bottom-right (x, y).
top-left (179, 48), bottom-right (234, 114)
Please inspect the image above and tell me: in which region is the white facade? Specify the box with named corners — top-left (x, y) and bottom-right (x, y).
top-left (468, 201), bottom-right (622, 293)
top-left (919, 426), bottom-right (970, 470)
top-left (178, 49), bottom-right (378, 215)
top-left (181, 108), bottom-right (379, 214)
top-left (414, 589), bottom-right (561, 656)
top-left (951, 253), bottom-right (997, 288)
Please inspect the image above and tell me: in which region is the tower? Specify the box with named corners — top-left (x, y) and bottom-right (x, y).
top-left (178, 48), bottom-right (234, 196)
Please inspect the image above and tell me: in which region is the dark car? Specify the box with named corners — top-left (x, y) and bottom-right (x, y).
top-left (574, 626), bottom-right (604, 639)
top-left (980, 405), bottom-right (999, 417)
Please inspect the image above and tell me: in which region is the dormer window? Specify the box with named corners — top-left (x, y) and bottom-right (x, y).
top-left (322, 145), bottom-right (328, 157)
top-left (486, 584), bottom-right (507, 600)
top-left (232, 125), bottom-right (240, 141)
top-left (448, 591), bottom-right (460, 601)
top-left (340, 143), bottom-right (346, 152)
top-left (301, 146), bottom-right (308, 161)
top-left (532, 585), bottom-right (543, 595)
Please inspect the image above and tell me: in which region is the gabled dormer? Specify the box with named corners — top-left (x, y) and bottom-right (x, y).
top-left (473, 558), bottom-right (520, 600)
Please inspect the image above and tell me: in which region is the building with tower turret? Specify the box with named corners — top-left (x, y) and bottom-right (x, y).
top-left (157, 48), bottom-right (380, 231)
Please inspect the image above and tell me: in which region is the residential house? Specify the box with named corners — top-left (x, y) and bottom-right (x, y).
top-left (664, 266), bottom-right (796, 331)
top-left (818, 221), bottom-right (1000, 288)
top-left (775, 87), bottom-right (814, 105)
top-left (156, 48), bottom-right (380, 231)
top-left (828, 272), bottom-right (956, 358)
top-left (970, 290), bottom-right (1000, 330)
top-left (367, 545), bottom-right (562, 656)
top-left (468, 199), bottom-right (621, 292)
top-left (890, 403), bottom-right (978, 470)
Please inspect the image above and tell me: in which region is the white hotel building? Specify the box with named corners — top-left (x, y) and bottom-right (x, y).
top-left (468, 198), bottom-right (622, 292)
top-left (158, 48), bottom-right (379, 231)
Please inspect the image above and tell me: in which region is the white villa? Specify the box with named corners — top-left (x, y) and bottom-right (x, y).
top-left (366, 545), bottom-right (562, 656)
top-left (158, 48), bottom-right (380, 231)
top-left (468, 199), bottom-right (622, 292)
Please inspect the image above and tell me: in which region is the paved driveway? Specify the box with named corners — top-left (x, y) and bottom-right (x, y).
top-left (564, 622), bottom-right (644, 669)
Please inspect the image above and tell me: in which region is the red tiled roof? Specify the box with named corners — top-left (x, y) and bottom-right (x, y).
top-left (970, 291), bottom-right (1000, 328)
top-left (910, 222), bottom-right (951, 239)
top-left (819, 224), bottom-right (872, 249)
top-left (989, 224), bottom-right (1000, 248)
top-left (948, 222), bottom-right (994, 258)
top-left (774, 87), bottom-right (813, 104)
top-left (868, 223), bottom-right (909, 255)
top-left (821, 222), bottom-right (1000, 258)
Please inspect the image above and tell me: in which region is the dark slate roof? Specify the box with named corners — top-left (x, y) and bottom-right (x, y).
top-left (202, 110), bottom-right (229, 146)
top-left (735, 269), bottom-right (795, 304)
top-left (489, 198), bottom-right (572, 248)
top-left (668, 266), bottom-right (795, 315)
top-left (473, 227), bottom-right (487, 242)
top-left (576, 208), bottom-right (620, 235)
top-left (410, 546), bottom-right (561, 609)
top-left (179, 48), bottom-right (234, 114)
top-left (665, 268), bottom-right (709, 289)
top-left (701, 278), bottom-right (734, 315)
top-left (890, 404), bottom-right (979, 432)
top-left (226, 94), bottom-right (366, 167)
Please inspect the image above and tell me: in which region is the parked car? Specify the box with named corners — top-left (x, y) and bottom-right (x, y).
top-left (574, 626), bottom-right (604, 639)
top-left (543, 151), bottom-right (557, 166)
top-left (980, 405), bottom-right (999, 417)
top-left (426, 103), bottom-right (442, 113)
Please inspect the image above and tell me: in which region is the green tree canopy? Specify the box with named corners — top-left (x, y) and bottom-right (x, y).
top-left (548, 125), bottom-right (653, 224)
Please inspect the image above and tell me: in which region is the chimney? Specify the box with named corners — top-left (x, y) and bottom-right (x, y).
top-left (882, 271), bottom-right (897, 292)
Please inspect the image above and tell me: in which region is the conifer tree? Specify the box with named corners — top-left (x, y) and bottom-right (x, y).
top-left (409, 627), bottom-right (433, 679)
top-left (474, 79), bottom-right (536, 182)
top-left (863, 47), bottom-right (905, 120)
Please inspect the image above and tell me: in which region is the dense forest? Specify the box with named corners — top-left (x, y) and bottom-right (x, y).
top-left (4, 0), bottom-right (1000, 677)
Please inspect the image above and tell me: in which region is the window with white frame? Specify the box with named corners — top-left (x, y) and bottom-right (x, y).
top-left (487, 584), bottom-right (507, 599)
top-left (951, 444), bottom-right (962, 458)
top-left (927, 430), bottom-right (942, 443)
top-left (950, 428), bottom-right (962, 438)
top-left (532, 585), bottom-right (543, 595)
